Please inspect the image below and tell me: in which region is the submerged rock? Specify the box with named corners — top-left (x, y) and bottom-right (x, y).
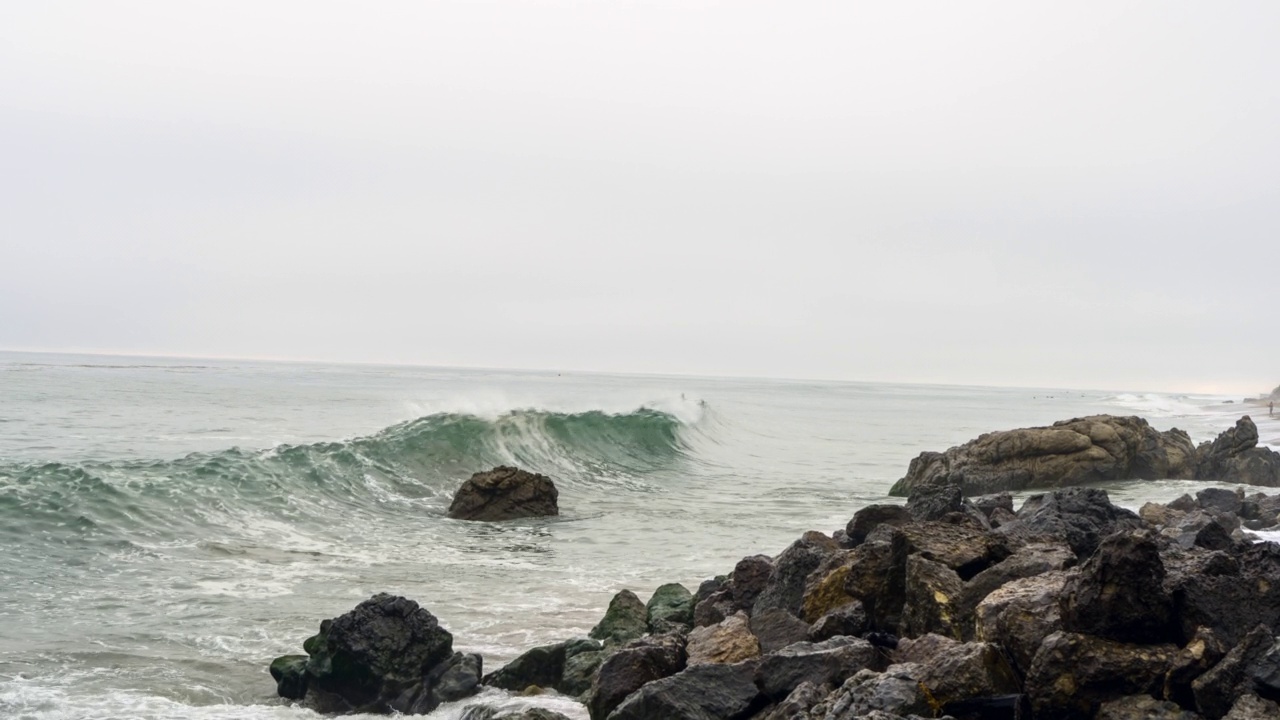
top-left (447, 466), bottom-right (559, 521)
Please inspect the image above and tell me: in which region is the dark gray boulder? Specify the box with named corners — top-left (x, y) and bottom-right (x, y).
top-left (845, 504), bottom-right (913, 547)
top-left (752, 532), bottom-right (840, 618)
top-left (1191, 624), bottom-right (1277, 720)
top-left (1059, 530), bottom-right (1176, 644)
top-left (753, 635), bottom-right (880, 700)
top-left (605, 661), bottom-right (760, 720)
top-left (482, 637), bottom-right (602, 695)
top-left (998, 487), bottom-right (1142, 559)
top-left (748, 608), bottom-right (811, 654)
top-left (1195, 417), bottom-right (1280, 487)
top-left (586, 633), bottom-right (686, 720)
top-left (1025, 631), bottom-right (1180, 720)
top-left (447, 466), bottom-right (559, 521)
top-left (1168, 542), bottom-right (1280, 646)
top-left (808, 601), bottom-right (868, 643)
top-left (729, 556), bottom-right (773, 612)
top-left (269, 655), bottom-right (309, 700)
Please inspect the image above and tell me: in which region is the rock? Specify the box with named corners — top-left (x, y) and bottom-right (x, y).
top-left (955, 542), bottom-right (1075, 637)
top-left (749, 607), bottom-right (812, 654)
top-left (686, 612), bottom-right (761, 666)
top-left (482, 637), bottom-right (602, 695)
top-left (606, 661), bottom-right (759, 720)
top-left (1059, 530), bottom-right (1176, 644)
top-left (809, 665), bottom-right (933, 719)
top-left (846, 505), bottom-right (913, 546)
top-left (756, 680), bottom-right (830, 720)
top-left (808, 601), bottom-right (868, 643)
top-left (447, 466), bottom-right (559, 521)
top-left (889, 415), bottom-right (1197, 496)
top-left (1164, 626), bottom-right (1230, 708)
top-left (562, 649), bottom-right (606, 698)
top-left (1170, 494), bottom-right (1200, 512)
top-left (800, 554), bottom-right (857, 624)
top-left (402, 651), bottom-right (482, 713)
top-left (914, 640), bottom-right (1022, 709)
top-left (1195, 417), bottom-right (1280, 487)
top-left (590, 590), bottom-right (650, 646)
top-left (647, 583), bottom-right (695, 634)
top-left (971, 493), bottom-right (1014, 519)
top-left (753, 532), bottom-right (840, 618)
top-left (269, 655), bottom-right (309, 699)
top-left (694, 589), bottom-right (736, 629)
top-left (899, 555), bottom-right (964, 639)
top-left (1024, 631), bottom-right (1180, 720)
top-left (1197, 488), bottom-right (1244, 515)
top-left (1194, 521), bottom-right (1235, 552)
top-left (753, 635), bottom-right (880, 700)
top-left (290, 593), bottom-right (462, 713)
top-left (1142, 502), bottom-right (1189, 527)
top-left (1224, 694), bottom-right (1280, 720)
top-left (1246, 635), bottom-right (1280, 699)
top-left (974, 570), bottom-right (1073, 676)
top-left (1168, 542), bottom-right (1280, 646)
top-left (1191, 624), bottom-right (1276, 720)
top-left (999, 487), bottom-right (1142, 559)
top-left (905, 485), bottom-right (965, 521)
top-left (730, 556), bottom-right (774, 612)
top-left (459, 707), bottom-right (576, 720)
top-left (1095, 695), bottom-right (1203, 720)
top-left (897, 521), bottom-right (1014, 580)
top-left (843, 527), bottom-right (909, 633)
top-left (586, 633), bottom-right (686, 720)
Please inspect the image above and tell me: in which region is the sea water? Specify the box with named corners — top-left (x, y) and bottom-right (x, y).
top-left (1, 351), bottom-right (1275, 719)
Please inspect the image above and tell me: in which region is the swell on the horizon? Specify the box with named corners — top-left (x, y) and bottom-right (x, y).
top-left (0, 407), bottom-right (699, 547)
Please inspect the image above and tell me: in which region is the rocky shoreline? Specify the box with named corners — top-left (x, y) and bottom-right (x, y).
top-left (269, 414), bottom-right (1280, 720)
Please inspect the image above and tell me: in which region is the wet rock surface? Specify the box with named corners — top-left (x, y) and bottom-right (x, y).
top-left (447, 466), bottom-right (560, 521)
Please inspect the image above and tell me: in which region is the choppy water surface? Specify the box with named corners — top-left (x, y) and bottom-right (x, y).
top-left (1, 351), bottom-right (1275, 719)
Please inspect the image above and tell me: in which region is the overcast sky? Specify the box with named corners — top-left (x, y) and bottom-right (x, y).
top-left (2, 2), bottom-right (1277, 393)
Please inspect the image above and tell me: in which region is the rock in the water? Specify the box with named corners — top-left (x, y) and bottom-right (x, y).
top-left (605, 661), bottom-right (759, 720)
top-left (482, 637), bottom-right (602, 695)
top-left (647, 583), bottom-right (694, 635)
top-left (288, 593), bottom-right (464, 714)
top-left (1059, 530), bottom-right (1176, 644)
top-left (1195, 416), bottom-right (1280, 487)
top-left (729, 555), bottom-right (774, 612)
top-left (753, 635), bottom-right (880, 700)
top-left (447, 466), bottom-right (559, 521)
top-left (1025, 631), bottom-right (1180, 720)
top-left (890, 415), bottom-right (1197, 496)
top-left (586, 633), bottom-right (686, 720)
top-left (459, 707), bottom-right (577, 720)
top-left (1095, 695), bottom-right (1203, 720)
top-left (590, 590), bottom-right (650, 646)
top-left (270, 655), bottom-right (309, 700)
top-left (686, 612), bottom-right (760, 666)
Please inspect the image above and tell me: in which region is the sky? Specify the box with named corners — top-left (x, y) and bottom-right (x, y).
top-left (1, 1), bottom-right (1278, 394)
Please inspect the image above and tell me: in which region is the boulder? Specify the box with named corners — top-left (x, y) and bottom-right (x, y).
top-left (808, 601), bottom-right (868, 643)
top-left (280, 593), bottom-right (466, 714)
top-left (998, 487), bottom-right (1142, 559)
top-left (561, 649), bottom-right (607, 698)
top-left (590, 590), bottom-right (649, 646)
top-left (400, 651), bottom-right (483, 713)
top-left (1164, 626), bottom-right (1230, 708)
top-left (974, 570), bottom-right (1073, 676)
top-left (1059, 530), bottom-right (1176, 644)
top-left (647, 583), bottom-right (695, 635)
top-left (269, 655), bottom-right (309, 700)
top-left (586, 633), bottom-right (686, 720)
top-left (458, 707), bottom-right (576, 720)
top-left (606, 661), bottom-right (759, 720)
top-left (955, 542), bottom-right (1075, 637)
top-left (749, 607), bottom-right (811, 654)
top-left (807, 665), bottom-right (933, 719)
top-left (1195, 417), bottom-right (1280, 487)
top-left (897, 521), bottom-right (1014, 580)
top-left (846, 504), bottom-right (912, 546)
top-left (686, 612), bottom-right (760, 666)
top-left (913, 640), bottom-right (1021, 709)
top-left (1191, 624), bottom-right (1276, 720)
top-left (729, 556), bottom-right (774, 612)
top-left (843, 527), bottom-right (909, 632)
top-left (753, 635), bottom-right (880, 700)
top-left (904, 485), bottom-right (965, 521)
top-left (1197, 488), bottom-right (1244, 515)
top-left (970, 493), bottom-right (1014, 519)
top-left (752, 532), bottom-right (840, 618)
top-left (800, 556), bottom-right (857, 623)
top-left (1224, 694), bottom-right (1280, 720)
top-left (447, 466), bottom-right (559, 521)
top-left (482, 637), bottom-right (602, 695)
top-left (756, 680), bottom-right (830, 720)
top-left (1024, 631), bottom-right (1180, 720)
top-left (899, 555), bottom-right (964, 639)
top-left (889, 415), bottom-right (1197, 496)
top-left (1168, 542), bottom-right (1280, 646)
top-left (1095, 695), bottom-right (1203, 720)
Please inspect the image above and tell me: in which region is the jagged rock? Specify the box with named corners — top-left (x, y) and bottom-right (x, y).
top-left (974, 570), bottom-right (1073, 676)
top-left (1060, 530), bottom-right (1176, 644)
top-left (1195, 417), bottom-right (1280, 487)
top-left (971, 493), bottom-right (1014, 519)
top-left (890, 415), bottom-right (1197, 496)
top-left (1246, 636), bottom-right (1280, 699)
top-left (897, 521), bottom-right (1014, 580)
top-left (749, 608), bottom-right (811, 653)
top-left (753, 532), bottom-right (840, 618)
top-left (270, 655), bottom-right (309, 699)
top-left (955, 542), bottom-right (1074, 637)
top-left (1224, 694), bottom-right (1280, 720)
top-left (1197, 488), bottom-right (1244, 515)
top-left (590, 590), bottom-right (649, 646)
top-left (757, 680), bottom-right (830, 720)
top-left (695, 590), bottom-right (736, 629)
top-left (998, 487), bottom-right (1143, 558)
top-left (687, 612), bottom-right (760, 665)
top-left (606, 661), bottom-right (759, 720)
top-left (913, 640), bottom-right (1021, 709)
top-left (400, 651), bottom-right (483, 713)
top-left (753, 635), bottom-right (880, 700)
top-left (730, 556), bottom-right (774, 612)
top-left (562, 648), bottom-right (606, 697)
top-left (281, 593), bottom-right (464, 713)
top-left (1025, 631), bottom-right (1180, 720)
top-left (1095, 695), bottom-right (1203, 720)
top-left (843, 527), bottom-right (909, 633)
top-left (586, 633), bottom-right (686, 720)
top-left (647, 583), bottom-right (694, 634)
top-left (846, 505), bottom-right (912, 546)
top-left (1170, 494), bottom-right (1199, 512)
top-left (899, 555), bottom-right (964, 639)
top-left (1168, 542), bottom-right (1280, 646)
top-left (482, 637), bottom-right (602, 694)
top-left (808, 601), bottom-right (868, 643)
top-left (807, 665), bottom-right (933, 719)
top-left (447, 466), bottom-right (559, 521)
top-left (1193, 521), bottom-right (1235, 551)
top-left (905, 485), bottom-right (965, 521)
top-left (801, 553), bottom-right (858, 623)
top-left (1165, 627), bottom-right (1230, 708)
top-left (1191, 624), bottom-right (1276, 719)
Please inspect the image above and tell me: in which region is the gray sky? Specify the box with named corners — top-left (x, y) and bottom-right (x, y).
top-left (2, 1), bottom-right (1277, 394)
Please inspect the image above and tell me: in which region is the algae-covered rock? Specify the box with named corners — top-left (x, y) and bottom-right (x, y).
top-left (589, 590), bottom-right (649, 646)
top-left (646, 583), bottom-right (694, 635)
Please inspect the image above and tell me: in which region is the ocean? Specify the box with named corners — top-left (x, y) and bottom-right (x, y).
top-left (1, 351), bottom-right (1276, 720)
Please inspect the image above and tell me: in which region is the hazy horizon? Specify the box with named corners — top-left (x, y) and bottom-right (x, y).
top-left (3, 2), bottom-right (1277, 395)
